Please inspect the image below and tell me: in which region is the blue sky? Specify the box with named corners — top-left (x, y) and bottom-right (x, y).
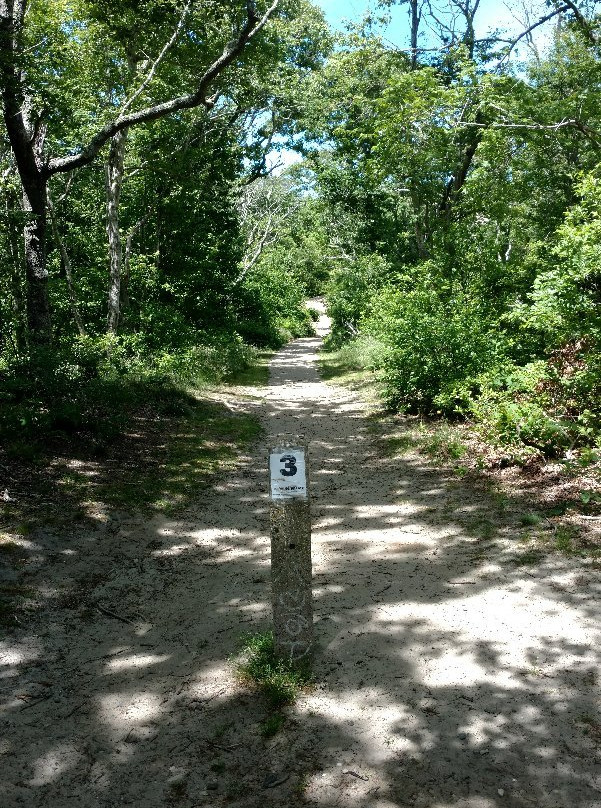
top-left (315, 0), bottom-right (553, 53)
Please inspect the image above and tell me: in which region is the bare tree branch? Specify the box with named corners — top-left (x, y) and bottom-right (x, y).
top-left (55, 172), bottom-right (74, 204)
top-left (425, 0), bottom-right (458, 42)
top-left (237, 174), bottom-right (302, 281)
top-left (120, 0), bottom-right (192, 115)
top-left (121, 210), bottom-right (153, 314)
top-left (500, 5), bottom-right (570, 62)
top-left (454, 116), bottom-right (601, 146)
top-left (395, 0), bottom-right (596, 65)
top-left (47, 0), bottom-right (280, 176)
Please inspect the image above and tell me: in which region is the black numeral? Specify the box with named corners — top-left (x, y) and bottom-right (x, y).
top-left (280, 454), bottom-right (298, 477)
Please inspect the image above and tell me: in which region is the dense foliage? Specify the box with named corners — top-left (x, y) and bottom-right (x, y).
top-left (0, 0), bottom-right (330, 450)
top-left (2, 0), bottom-right (601, 466)
top-left (298, 1), bottom-right (601, 461)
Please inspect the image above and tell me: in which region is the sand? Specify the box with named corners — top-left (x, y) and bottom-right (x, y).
top-left (1, 302), bottom-right (600, 807)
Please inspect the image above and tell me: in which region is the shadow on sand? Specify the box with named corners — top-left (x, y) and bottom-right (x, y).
top-left (1, 331), bottom-right (600, 808)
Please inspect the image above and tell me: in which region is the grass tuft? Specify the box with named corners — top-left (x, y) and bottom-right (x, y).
top-left (520, 512), bottom-right (543, 527)
top-left (512, 548), bottom-right (547, 566)
top-left (419, 424), bottom-right (467, 460)
top-left (236, 631), bottom-right (311, 708)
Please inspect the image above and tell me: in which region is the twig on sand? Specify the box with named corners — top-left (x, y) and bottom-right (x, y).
top-left (169, 738), bottom-right (194, 755)
top-left (206, 739), bottom-right (239, 752)
top-left (85, 649), bottom-right (128, 664)
top-left (344, 770), bottom-right (369, 781)
top-left (96, 604), bottom-right (135, 624)
top-left (63, 701), bottom-right (86, 719)
top-left (20, 694), bottom-right (51, 711)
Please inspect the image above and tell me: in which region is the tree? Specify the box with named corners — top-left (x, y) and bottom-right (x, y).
top-left (0, 0), bottom-right (280, 345)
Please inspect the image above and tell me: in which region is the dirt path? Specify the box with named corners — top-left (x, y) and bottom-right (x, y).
top-left (1, 304), bottom-right (600, 808)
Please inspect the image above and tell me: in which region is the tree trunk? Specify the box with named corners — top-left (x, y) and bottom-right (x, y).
top-left (1, 0), bottom-right (279, 348)
top-left (4, 191), bottom-right (27, 353)
top-left (409, 0), bottom-right (421, 70)
top-left (105, 127), bottom-right (129, 333)
top-left (47, 189), bottom-right (87, 337)
top-left (22, 178), bottom-right (51, 345)
top-left (1, 4), bottom-right (52, 346)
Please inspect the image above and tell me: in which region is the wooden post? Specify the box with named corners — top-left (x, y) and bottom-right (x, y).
top-left (268, 435), bottom-right (313, 667)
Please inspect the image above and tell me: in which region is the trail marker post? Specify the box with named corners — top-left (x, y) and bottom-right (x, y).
top-left (268, 435), bottom-right (313, 667)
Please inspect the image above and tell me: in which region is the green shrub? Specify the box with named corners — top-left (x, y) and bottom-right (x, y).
top-left (0, 331), bottom-right (257, 448)
top-left (526, 174), bottom-right (601, 348)
top-left (474, 398), bottom-right (570, 454)
top-left (466, 352), bottom-right (601, 455)
top-left (420, 424), bottom-right (467, 460)
top-left (236, 260), bottom-right (314, 347)
top-left (325, 253), bottom-right (392, 346)
top-left (280, 307), bottom-right (317, 340)
top-left (363, 284), bottom-right (502, 412)
top-left (335, 335), bottom-right (384, 371)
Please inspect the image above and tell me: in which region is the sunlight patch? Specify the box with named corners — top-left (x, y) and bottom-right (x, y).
top-left (99, 691), bottom-right (164, 732)
top-left (29, 743), bottom-right (82, 786)
top-left (0, 639), bottom-right (41, 668)
top-left (105, 653), bottom-right (171, 673)
top-left (153, 542), bottom-right (192, 557)
top-left (418, 646), bottom-right (510, 689)
top-left (188, 662), bottom-right (233, 700)
top-left (314, 584), bottom-right (345, 596)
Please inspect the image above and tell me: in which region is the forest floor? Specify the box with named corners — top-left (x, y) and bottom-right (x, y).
top-left (1, 303), bottom-right (600, 808)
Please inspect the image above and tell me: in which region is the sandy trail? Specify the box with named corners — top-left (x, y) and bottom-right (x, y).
top-left (1, 303), bottom-right (600, 808)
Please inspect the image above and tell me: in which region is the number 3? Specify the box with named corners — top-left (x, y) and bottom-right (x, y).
top-left (280, 454), bottom-right (298, 477)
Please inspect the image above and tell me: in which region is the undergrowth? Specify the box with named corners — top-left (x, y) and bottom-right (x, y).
top-left (0, 344), bottom-right (271, 628)
top-left (0, 331), bottom-right (256, 451)
top-left (322, 343), bottom-right (600, 562)
top-left (0, 339), bottom-right (270, 529)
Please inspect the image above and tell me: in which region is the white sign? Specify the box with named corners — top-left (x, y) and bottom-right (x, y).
top-left (269, 448), bottom-right (308, 500)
